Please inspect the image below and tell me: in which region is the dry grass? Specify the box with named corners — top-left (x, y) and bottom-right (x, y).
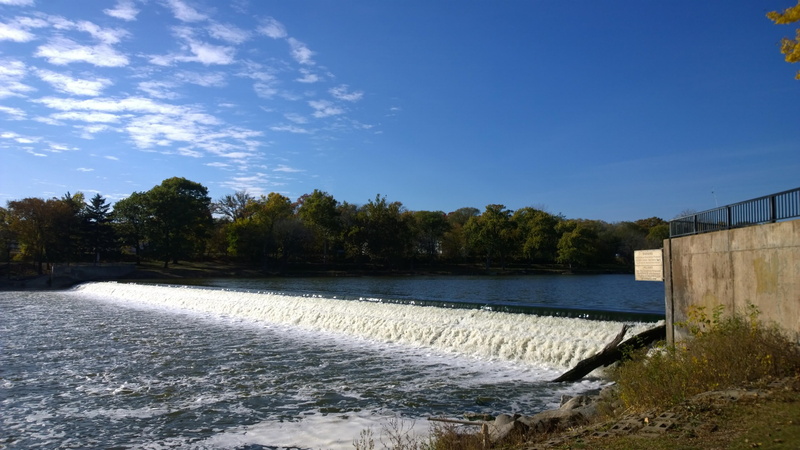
top-left (353, 420), bottom-right (491, 450)
top-left (610, 305), bottom-right (800, 411)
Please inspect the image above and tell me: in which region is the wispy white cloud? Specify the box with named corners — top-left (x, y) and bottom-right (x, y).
top-left (36, 69), bottom-right (112, 96)
top-left (0, 105), bottom-right (26, 119)
top-left (0, 0), bottom-right (35, 5)
top-left (0, 59), bottom-right (34, 98)
top-left (15, 16), bottom-right (49, 28)
top-left (177, 147), bottom-right (202, 157)
top-left (35, 96), bottom-right (187, 115)
top-left (208, 22), bottom-right (250, 44)
top-left (78, 124), bottom-right (111, 138)
top-left (138, 80), bottom-right (180, 99)
top-left (165, 0), bottom-right (207, 22)
top-left (77, 167), bottom-right (94, 172)
top-left (150, 27), bottom-right (235, 65)
top-left (0, 21), bottom-right (34, 42)
top-left (0, 15), bottom-right (47, 42)
top-left (104, 0), bottom-right (140, 21)
top-left (47, 17), bottom-right (128, 45)
top-left (184, 40), bottom-right (236, 64)
top-left (287, 38), bottom-right (314, 65)
top-left (284, 113), bottom-right (308, 124)
top-left (1, 131), bottom-right (36, 143)
top-left (33, 94), bottom-right (260, 153)
top-left (47, 143), bottom-right (75, 152)
top-left (51, 111), bottom-right (121, 123)
top-left (296, 69), bottom-right (321, 84)
top-left (36, 36), bottom-right (129, 67)
top-left (237, 60), bottom-right (276, 81)
top-left (330, 84), bottom-right (364, 102)
top-left (274, 164), bottom-right (303, 173)
top-left (309, 99), bottom-right (343, 118)
top-left (138, 70), bottom-right (226, 94)
top-left (219, 174), bottom-right (283, 197)
top-left (177, 70), bottom-right (227, 87)
top-left (253, 80), bottom-right (279, 99)
top-left (270, 124), bottom-right (310, 134)
top-left (125, 112), bottom-right (218, 148)
top-left (258, 17), bottom-right (287, 39)
top-left (216, 151), bottom-right (254, 159)
top-left (0, 131), bottom-right (76, 156)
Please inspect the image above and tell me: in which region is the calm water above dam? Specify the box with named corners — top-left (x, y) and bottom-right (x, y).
top-left (1, 275), bottom-right (663, 449)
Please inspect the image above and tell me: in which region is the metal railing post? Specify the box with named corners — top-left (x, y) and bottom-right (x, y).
top-left (770, 195), bottom-right (777, 223)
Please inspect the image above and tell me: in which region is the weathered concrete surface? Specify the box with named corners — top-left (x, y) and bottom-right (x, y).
top-left (664, 219), bottom-right (800, 343)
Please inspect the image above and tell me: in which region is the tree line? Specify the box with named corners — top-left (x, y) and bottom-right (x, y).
top-left (0, 177), bottom-right (670, 275)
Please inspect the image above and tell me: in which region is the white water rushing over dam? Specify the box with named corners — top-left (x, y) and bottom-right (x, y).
top-left (75, 282), bottom-right (652, 370)
top-left (2, 281), bottom-right (660, 449)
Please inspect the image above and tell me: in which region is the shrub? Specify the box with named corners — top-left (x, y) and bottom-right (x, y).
top-left (611, 305), bottom-right (800, 410)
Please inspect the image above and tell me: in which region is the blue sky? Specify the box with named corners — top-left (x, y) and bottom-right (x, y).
top-left (1, 0), bottom-right (798, 222)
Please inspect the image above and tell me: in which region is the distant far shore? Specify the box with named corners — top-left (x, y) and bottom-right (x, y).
top-left (0, 259), bottom-right (634, 291)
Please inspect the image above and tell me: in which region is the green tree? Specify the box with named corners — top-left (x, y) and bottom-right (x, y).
top-left (54, 192), bottom-right (85, 263)
top-left (768, 1), bottom-right (800, 79)
top-left (646, 223), bottom-right (670, 247)
top-left (227, 192), bottom-right (294, 267)
top-left (441, 207), bottom-right (479, 262)
top-left (272, 216), bottom-right (312, 266)
top-left (0, 206), bottom-right (12, 271)
top-left (145, 177), bottom-right (212, 268)
top-left (410, 210), bottom-right (450, 261)
top-left (7, 198), bottom-right (49, 273)
top-left (212, 191), bottom-right (254, 222)
top-left (556, 219), bottom-right (599, 269)
top-left (608, 221), bottom-right (648, 266)
top-left (83, 193), bottom-right (116, 263)
top-left (464, 204), bottom-right (516, 269)
top-left (297, 190), bottom-right (340, 263)
top-left (112, 192), bottom-right (149, 264)
top-left (5, 197), bottom-right (79, 273)
top-left (635, 216), bottom-right (669, 248)
top-left (513, 207), bottom-right (561, 263)
top-left (337, 201), bottom-right (365, 262)
top-left (360, 194), bottom-right (412, 266)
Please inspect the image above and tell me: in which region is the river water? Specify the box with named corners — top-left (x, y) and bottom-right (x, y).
top-left (1, 275), bottom-right (663, 449)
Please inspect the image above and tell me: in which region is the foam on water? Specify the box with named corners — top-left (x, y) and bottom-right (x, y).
top-left (74, 282), bottom-right (653, 370)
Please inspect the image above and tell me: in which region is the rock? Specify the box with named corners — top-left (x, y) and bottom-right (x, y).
top-left (493, 413), bottom-right (518, 427)
top-left (488, 414), bottom-right (529, 443)
top-left (522, 408), bottom-right (591, 434)
top-left (690, 389), bottom-right (764, 405)
top-left (560, 394), bottom-right (592, 410)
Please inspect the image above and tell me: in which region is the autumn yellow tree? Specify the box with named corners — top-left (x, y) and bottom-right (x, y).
top-left (768, 1), bottom-right (800, 79)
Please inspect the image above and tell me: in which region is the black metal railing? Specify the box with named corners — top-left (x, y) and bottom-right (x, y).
top-left (669, 187), bottom-right (800, 237)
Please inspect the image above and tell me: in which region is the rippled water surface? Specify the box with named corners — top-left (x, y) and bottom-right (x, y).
top-left (1, 275), bottom-right (663, 448)
top-left (173, 274), bottom-right (665, 319)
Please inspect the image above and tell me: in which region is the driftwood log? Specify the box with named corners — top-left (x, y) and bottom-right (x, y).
top-left (552, 324), bottom-right (666, 382)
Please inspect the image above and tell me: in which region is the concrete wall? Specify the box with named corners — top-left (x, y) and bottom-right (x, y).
top-left (664, 219), bottom-right (800, 343)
